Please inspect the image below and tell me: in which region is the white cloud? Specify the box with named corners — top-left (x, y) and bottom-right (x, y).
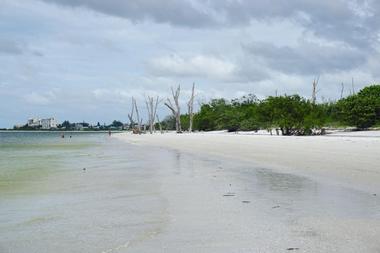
top-left (148, 54), bottom-right (238, 81)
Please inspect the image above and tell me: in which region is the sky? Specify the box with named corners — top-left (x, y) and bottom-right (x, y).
top-left (1, 0), bottom-right (380, 127)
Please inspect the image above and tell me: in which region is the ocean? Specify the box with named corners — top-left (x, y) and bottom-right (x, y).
top-left (0, 131), bottom-right (173, 253)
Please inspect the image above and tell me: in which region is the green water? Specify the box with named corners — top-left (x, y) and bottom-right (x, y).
top-left (0, 132), bottom-right (100, 194)
top-left (0, 131), bottom-right (169, 253)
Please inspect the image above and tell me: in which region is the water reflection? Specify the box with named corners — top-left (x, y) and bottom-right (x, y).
top-left (234, 165), bottom-right (380, 219)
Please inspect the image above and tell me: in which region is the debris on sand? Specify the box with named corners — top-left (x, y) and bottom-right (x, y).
top-left (242, 200), bottom-right (250, 203)
top-left (272, 205), bottom-right (280, 209)
top-left (286, 247), bottom-right (299, 251)
top-left (223, 193), bottom-right (235, 197)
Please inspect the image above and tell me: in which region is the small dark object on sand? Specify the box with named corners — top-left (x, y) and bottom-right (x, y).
top-left (223, 193), bottom-right (235, 197)
top-left (272, 205), bottom-right (280, 209)
top-left (242, 200), bottom-right (250, 203)
top-left (373, 193), bottom-right (377, 196)
top-left (286, 248), bottom-right (299, 251)
top-left (83, 168), bottom-right (86, 171)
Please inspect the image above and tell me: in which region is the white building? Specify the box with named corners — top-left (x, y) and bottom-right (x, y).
top-left (27, 117), bottom-right (57, 129)
top-left (41, 118), bottom-right (57, 129)
top-left (27, 118), bottom-right (41, 127)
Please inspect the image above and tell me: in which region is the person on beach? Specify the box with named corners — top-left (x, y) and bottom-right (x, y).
top-left (108, 130), bottom-right (111, 136)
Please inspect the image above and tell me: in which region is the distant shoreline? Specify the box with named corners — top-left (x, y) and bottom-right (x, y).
top-left (0, 130), bottom-right (125, 133)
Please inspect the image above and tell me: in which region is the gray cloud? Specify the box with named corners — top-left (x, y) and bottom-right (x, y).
top-left (243, 41), bottom-right (367, 75)
top-left (0, 39), bottom-right (24, 55)
top-left (41, 0), bottom-right (380, 49)
top-left (41, 0), bottom-right (215, 27)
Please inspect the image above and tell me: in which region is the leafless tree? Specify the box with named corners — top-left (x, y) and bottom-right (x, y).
top-left (311, 76), bottom-right (320, 104)
top-left (187, 83), bottom-right (195, 132)
top-left (145, 96), bottom-right (160, 134)
top-left (128, 97), bottom-right (142, 134)
top-left (351, 77), bottom-right (355, 95)
top-left (165, 85), bottom-right (182, 133)
top-left (134, 99), bottom-right (142, 134)
top-left (340, 82), bottom-right (345, 99)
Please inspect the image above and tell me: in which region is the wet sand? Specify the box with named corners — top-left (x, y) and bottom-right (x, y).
top-left (113, 131), bottom-right (380, 252)
top-left (115, 131), bottom-right (380, 193)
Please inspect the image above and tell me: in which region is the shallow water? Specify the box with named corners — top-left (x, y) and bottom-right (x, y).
top-left (1, 132), bottom-right (380, 253)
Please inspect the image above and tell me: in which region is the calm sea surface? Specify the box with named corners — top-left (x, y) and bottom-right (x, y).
top-left (0, 131), bottom-right (174, 253)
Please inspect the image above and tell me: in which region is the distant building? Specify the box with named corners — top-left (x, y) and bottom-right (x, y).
top-left (27, 117), bottom-right (57, 129)
top-left (74, 123), bottom-right (84, 130)
top-left (41, 118), bottom-right (57, 129)
top-left (27, 118), bottom-right (41, 127)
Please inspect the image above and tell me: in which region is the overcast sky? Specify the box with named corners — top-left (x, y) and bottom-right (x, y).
top-left (1, 0), bottom-right (380, 127)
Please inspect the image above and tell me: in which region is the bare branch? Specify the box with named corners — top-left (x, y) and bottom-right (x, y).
top-left (165, 84), bottom-right (182, 133)
top-left (188, 83), bottom-right (195, 132)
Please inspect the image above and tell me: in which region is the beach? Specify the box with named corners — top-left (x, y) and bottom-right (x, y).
top-left (1, 131), bottom-right (380, 252)
top-left (113, 130), bottom-right (380, 252)
top-left (115, 131), bottom-right (380, 193)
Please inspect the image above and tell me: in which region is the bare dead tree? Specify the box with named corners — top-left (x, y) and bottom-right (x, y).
top-left (311, 76), bottom-right (320, 104)
top-left (351, 77), bottom-right (355, 95)
top-left (165, 85), bottom-right (182, 133)
top-left (187, 83), bottom-right (195, 133)
top-left (134, 99), bottom-right (141, 134)
top-left (145, 96), bottom-right (160, 134)
top-left (340, 82), bottom-right (345, 99)
top-left (152, 97), bottom-right (161, 132)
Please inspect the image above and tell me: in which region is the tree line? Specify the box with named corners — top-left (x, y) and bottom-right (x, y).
top-left (159, 84), bottom-right (380, 135)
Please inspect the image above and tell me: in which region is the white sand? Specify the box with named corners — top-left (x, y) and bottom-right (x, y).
top-left (112, 131), bottom-right (380, 252)
top-left (115, 131), bottom-right (380, 193)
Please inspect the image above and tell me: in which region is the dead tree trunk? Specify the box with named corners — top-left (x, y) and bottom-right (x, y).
top-left (311, 76), bottom-right (320, 104)
top-left (187, 83), bottom-right (195, 132)
top-left (165, 85), bottom-right (182, 133)
top-left (134, 99), bottom-right (141, 134)
top-left (152, 97), bottom-right (160, 132)
top-left (145, 96), bottom-right (160, 134)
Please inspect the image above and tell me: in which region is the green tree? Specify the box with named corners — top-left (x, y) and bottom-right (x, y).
top-left (111, 120), bottom-right (123, 128)
top-left (61, 120), bottom-right (72, 130)
top-left (337, 85), bottom-right (380, 129)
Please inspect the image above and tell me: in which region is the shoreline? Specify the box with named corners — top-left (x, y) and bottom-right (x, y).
top-left (115, 131), bottom-right (380, 193)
